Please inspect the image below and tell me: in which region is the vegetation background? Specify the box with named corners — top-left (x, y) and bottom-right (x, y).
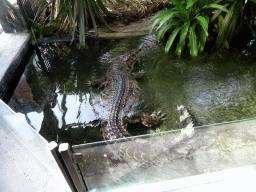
top-left (31, 0), bottom-right (256, 57)
top-left (1, 0), bottom-right (255, 56)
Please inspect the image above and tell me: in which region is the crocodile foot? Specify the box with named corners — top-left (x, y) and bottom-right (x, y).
top-left (141, 110), bottom-right (166, 127)
top-left (132, 70), bottom-right (145, 78)
top-left (152, 110), bottom-right (166, 117)
top-left (138, 70), bottom-right (145, 75)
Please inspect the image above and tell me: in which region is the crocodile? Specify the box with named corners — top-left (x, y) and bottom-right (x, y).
top-left (88, 45), bottom-right (166, 140)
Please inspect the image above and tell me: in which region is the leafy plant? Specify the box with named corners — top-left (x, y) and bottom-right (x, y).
top-left (212, 14), bottom-right (230, 49)
top-left (30, 19), bottom-right (56, 41)
top-left (149, 0), bottom-right (228, 57)
top-left (33, 0), bottom-right (114, 46)
top-left (212, 0), bottom-right (256, 49)
top-left (32, 0), bottom-right (154, 46)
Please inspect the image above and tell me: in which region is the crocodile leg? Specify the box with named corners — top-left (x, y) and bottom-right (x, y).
top-left (132, 70), bottom-right (145, 78)
top-left (86, 75), bottom-right (107, 86)
top-left (123, 111), bottom-right (166, 127)
top-left (141, 111), bottom-right (166, 127)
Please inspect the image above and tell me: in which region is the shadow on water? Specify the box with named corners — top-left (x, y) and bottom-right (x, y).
top-left (8, 35), bottom-right (256, 145)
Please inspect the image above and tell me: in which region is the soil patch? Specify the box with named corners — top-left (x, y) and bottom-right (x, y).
top-left (91, 0), bottom-right (171, 38)
top-left (95, 15), bottom-right (154, 38)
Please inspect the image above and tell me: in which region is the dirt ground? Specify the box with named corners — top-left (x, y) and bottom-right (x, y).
top-left (89, 0), bottom-right (170, 38)
top-left (94, 15), bottom-right (154, 38)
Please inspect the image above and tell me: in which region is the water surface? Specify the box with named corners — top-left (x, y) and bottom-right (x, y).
top-left (8, 35), bottom-right (256, 145)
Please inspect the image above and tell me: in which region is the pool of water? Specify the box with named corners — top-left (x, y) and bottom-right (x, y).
top-left (8, 35), bottom-right (256, 145)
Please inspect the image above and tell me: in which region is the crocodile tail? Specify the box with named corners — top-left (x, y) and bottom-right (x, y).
top-left (177, 105), bottom-right (194, 138)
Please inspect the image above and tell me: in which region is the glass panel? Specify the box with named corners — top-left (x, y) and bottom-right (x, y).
top-left (72, 119), bottom-right (256, 191)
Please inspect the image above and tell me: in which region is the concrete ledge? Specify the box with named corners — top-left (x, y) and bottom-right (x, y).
top-left (0, 99), bottom-right (72, 191)
top-left (0, 32), bottom-right (32, 102)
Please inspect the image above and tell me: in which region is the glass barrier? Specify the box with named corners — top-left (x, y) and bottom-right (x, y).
top-left (73, 119), bottom-right (256, 191)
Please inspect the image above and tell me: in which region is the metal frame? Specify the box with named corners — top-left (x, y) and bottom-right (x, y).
top-left (49, 141), bottom-right (87, 192)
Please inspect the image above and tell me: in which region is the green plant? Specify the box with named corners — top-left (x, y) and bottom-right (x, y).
top-left (33, 0), bottom-right (114, 46)
top-left (244, 0), bottom-right (256, 39)
top-left (212, 14), bottom-right (230, 50)
top-left (212, 0), bottom-right (256, 49)
top-left (32, 0), bottom-right (146, 46)
top-left (149, 0), bottom-right (228, 57)
top-left (30, 19), bottom-right (56, 39)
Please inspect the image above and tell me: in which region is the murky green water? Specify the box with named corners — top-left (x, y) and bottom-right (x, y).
top-left (8, 35), bottom-right (256, 145)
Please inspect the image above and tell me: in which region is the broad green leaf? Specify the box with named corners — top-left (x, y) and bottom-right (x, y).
top-left (148, 11), bottom-right (161, 24)
top-left (149, 17), bottom-right (162, 34)
top-left (148, 11), bottom-right (169, 34)
top-left (156, 22), bottom-right (180, 42)
top-left (186, 0), bottom-right (199, 9)
top-left (179, 21), bottom-right (190, 45)
top-left (198, 25), bottom-right (207, 53)
top-left (171, 0), bottom-right (186, 12)
top-left (195, 16), bottom-right (209, 36)
top-left (189, 24), bottom-right (198, 57)
top-left (229, 0), bottom-right (243, 40)
top-left (172, 1), bottom-right (190, 20)
top-left (176, 21), bottom-right (190, 57)
top-left (149, 9), bottom-right (173, 25)
top-left (165, 26), bottom-right (182, 53)
top-left (149, 9), bottom-right (175, 24)
top-left (218, 15), bottom-right (224, 28)
top-left (211, 9), bottom-right (222, 23)
top-left (215, 1), bottom-right (236, 48)
top-left (203, 4), bottom-right (229, 13)
top-left (175, 10), bottom-right (189, 21)
top-left (156, 11), bottom-right (177, 31)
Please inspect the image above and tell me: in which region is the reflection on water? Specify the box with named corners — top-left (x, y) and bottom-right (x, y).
top-left (8, 35), bottom-right (256, 145)
top-left (78, 93), bottom-right (98, 124)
